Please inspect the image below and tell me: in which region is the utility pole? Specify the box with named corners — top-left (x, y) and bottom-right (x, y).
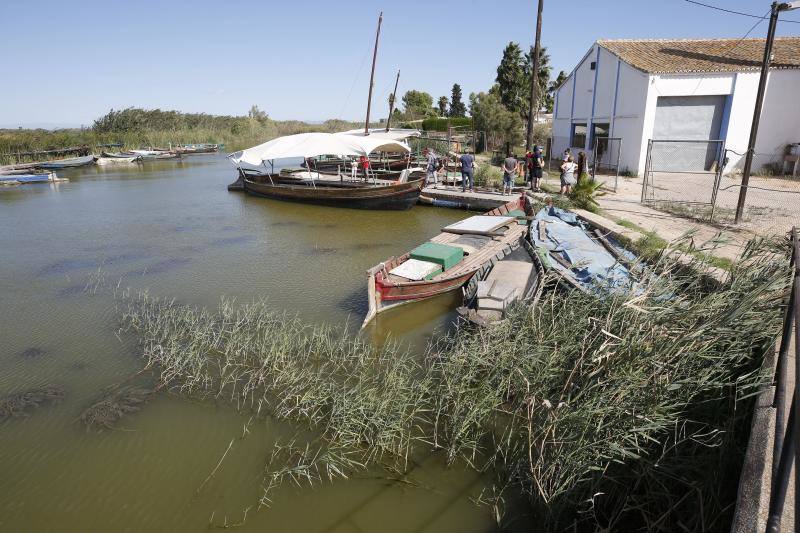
top-left (735, 1), bottom-right (798, 223)
top-left (526, 0), bottom-right (544, 152)
top-left (364, 12), bottom-right (383, 136)
top-left (385, 69), bottom-right (400, 132)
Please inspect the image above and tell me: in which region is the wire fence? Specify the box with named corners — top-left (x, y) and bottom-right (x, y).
top-left (591, 136), bottom-right (621, 192)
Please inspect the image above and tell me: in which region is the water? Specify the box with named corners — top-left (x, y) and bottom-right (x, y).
top-left (0, 155), bottom-right (512, 532)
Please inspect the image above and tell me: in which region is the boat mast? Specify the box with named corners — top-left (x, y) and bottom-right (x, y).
top-left (364, 11), bottom-right (383, 136)
top-left (385, 69), bottom-right (400, 132)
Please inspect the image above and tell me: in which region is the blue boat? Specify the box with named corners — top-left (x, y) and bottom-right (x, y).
top-left (36, 155), bottom-right (95, 169)
top-left (0, 172), bottom-right (61, 184)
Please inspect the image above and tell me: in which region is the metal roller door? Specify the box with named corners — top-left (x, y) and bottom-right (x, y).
top-left (652, 95), bottom-right (726, 170)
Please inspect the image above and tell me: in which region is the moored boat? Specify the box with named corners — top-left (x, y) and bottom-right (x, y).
top-left (229, 132), bottom-right (424, 210)
top-left (96, 156), bottom-right (141, 165)
top-left (35, 155), bottom-right (95, 169)
top-left (0, 171), bottom-right (65, 185)
top-left (362, 194), bottom-right (533, 327)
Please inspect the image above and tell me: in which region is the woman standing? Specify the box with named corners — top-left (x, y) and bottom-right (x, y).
top-left (560, 155), bottom-right (577, 195)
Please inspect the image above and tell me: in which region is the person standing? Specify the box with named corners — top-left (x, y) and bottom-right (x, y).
top-left (502, 153), bottom-right (518, 195)
top-left (359, 155), bottom-right (370, 180)
top-left (524, 149), bottom-right (534, 184)
top-left (424, 148), bottom-right (438, 187)
top-left (459, 150), bottom-right (475, 192)
top-left (531, 146), bottom-right (544, 192)
top-left (560, 155), bottom-right (577, 195)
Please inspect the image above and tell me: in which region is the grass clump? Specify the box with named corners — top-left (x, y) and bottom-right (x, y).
top-left (80, 386), bottom-right (153, 430)
top-left (115, 237), bottom-right (790, 530)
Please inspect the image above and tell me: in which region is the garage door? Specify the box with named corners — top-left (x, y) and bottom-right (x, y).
top-left (652, 95), bottom-right (726, 171)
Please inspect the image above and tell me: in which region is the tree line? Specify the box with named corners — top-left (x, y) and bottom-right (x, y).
top-left (392, 42), bottom-right (568, 151)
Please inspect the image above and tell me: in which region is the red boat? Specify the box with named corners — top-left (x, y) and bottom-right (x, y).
top-left (362, 194), bottom-right (532, 326)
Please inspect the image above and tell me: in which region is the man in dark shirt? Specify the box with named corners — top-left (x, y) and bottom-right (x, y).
top-left (459, 151), bottom-right (475, 192)
top-left (502, 153), bottom-right (517, 195)
top-left (531, 146), bottom-right (544, 191)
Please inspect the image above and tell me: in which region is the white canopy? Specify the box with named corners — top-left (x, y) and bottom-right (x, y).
top-left (229, 132), bottom-right (409, 166)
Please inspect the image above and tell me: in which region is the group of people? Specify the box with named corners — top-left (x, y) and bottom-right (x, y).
top-left (421, 145), bottom-right (581, 196)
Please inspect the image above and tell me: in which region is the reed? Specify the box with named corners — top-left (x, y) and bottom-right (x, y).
top-left (0, 386), bottom-right (65, 419)
top-left (115, 236), bottom-right (791, 530)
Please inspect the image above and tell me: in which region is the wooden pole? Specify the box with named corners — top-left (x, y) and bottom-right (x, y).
top-left (364, 12), bottom-right (383, 136)
top-left (386, 69), bottom-right (400, 132)
top-left (526, 0), bottom-right (544, 152)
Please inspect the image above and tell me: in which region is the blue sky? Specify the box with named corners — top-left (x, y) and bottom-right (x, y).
top-left (1, 0), bottom-right (798, 128)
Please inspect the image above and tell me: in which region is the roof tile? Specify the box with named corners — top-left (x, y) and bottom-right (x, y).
top-left (598, 37), bottom-right (800, 74)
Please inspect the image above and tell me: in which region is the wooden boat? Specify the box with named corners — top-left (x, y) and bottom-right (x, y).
top-left (176, 143), bottom-right (219, 154)
top-left (241, 172), bottom-right (425, 210)
top-left (0, 171), bottom-right (64, 185)
top-left (124, 150), bottom-right (181, 160)
top-left (35, 155), bottom-right (95, 169)
top-left (456, 238), bottom-right (544, 326)
top-left (362, 194), bottom-right (533, 326)
top-left (96, 156), bottom-right (140, 165)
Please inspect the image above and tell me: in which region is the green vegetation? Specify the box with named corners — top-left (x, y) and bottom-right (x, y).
top-left (421, 117), bottom-right (473, 132)
top-left (117, 237), bottom-right (790, 530)
top-left (0, 107), bottom-right (363, 164)
top-left (568, 174), bottom-right (606, 213)
top-left (449, 83), bottom-right (466, 117)
top-left (495, 42), bottom-right (552, 117)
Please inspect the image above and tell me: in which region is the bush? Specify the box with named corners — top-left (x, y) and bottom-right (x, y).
top-left (421, 117), bottom-right (473, 132)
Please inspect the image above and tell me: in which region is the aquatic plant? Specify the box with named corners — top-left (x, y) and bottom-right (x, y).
top-left (0, 386), bottom-right (65, 419)
top-left (79, 386), bottom-right (153, 430)
top-left (115, 236), bottom-right (790, 530)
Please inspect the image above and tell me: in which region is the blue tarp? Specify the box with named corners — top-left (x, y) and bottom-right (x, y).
top-left (533, 206), bottom-right (634, 292)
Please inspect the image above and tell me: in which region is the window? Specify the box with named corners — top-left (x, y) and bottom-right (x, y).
top-left (591, 123), bottom-right (610, 146)
top-left (571, 123), bottom-right (587, 148)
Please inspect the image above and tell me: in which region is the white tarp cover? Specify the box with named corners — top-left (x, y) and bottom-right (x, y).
top-left (230, 132), bottom-right (410, 166)
top-left (443, 216), bottom-right (515, 235)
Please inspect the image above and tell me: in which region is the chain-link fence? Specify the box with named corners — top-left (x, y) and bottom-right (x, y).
top-left (591, 136), bottom-right (621, 192)
top-left (717, 150), bottom-right (800, 235)
top-left (641, 139), bottom-right (726, 221)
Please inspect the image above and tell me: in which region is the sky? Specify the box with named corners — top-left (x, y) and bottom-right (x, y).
top-left (1, 0), bottom-right (798, 128)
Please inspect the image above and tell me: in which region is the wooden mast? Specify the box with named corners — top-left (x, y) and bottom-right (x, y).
top-left (385, 69), bottom-right (400, 132)
top-left (364, 12), bottom-right (383, 136)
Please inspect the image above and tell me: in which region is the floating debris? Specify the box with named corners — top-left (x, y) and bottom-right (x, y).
top-left (18, 347), bottom-right (47, 359)
top-left (0, 386), bottom-right (65, 419)
top-left (79, 387), bottom-right (153, 429)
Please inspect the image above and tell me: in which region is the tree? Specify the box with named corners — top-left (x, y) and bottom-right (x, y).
top-left (449, 84), bottom-right (466, 117)
top-left (549, 70), bottom-right (568, 94)
top-left (495, 42), bottom-right (527, 117)
top-left (523, 46), bottom-right (553, 113)
top-left (469, 91), bottom-right (522, 150)
top-left (437, 96), bottom-right (449, 116)
top-left (401, 90), bottom-right (434, 119)
top-left (248, 105), bottom-right (269, 124)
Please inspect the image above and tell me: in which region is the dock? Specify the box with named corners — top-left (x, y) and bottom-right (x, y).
top-left (420, 186), bottom-right (520, 211)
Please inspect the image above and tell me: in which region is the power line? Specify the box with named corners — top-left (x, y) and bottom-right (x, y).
top-left (683, 0), bottom-right (800, 24)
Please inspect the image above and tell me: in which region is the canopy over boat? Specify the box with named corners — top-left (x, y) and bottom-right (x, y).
top-left (335, 128), bottom-right (421, 142)
top-left (229, 133), bottom-right (410, 167)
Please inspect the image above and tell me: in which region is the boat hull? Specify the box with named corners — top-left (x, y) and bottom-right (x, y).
top-left (36, 155), bottom-right (95, 169)
top-left (242, 176), bottom-right (424, 210)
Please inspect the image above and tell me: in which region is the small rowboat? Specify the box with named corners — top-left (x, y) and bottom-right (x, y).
top-left (0, 171), bottom-right (64, 185)
top-left (456, 238), bottom-right (544, 326)
top-left (35, 155), bottom-right (95, 169)
top-left (362, 194), bottom-right (533, 327)
top-left (96, 156), bottom-right (141, 165)
top-left (127, 150), bottom-right (181, 160)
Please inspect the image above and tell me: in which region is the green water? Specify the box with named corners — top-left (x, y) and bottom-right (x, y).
top-left (0, 155), bottom-right (518, 532)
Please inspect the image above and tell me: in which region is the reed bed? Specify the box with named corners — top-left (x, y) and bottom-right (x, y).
top-left (115, 236), bottom-right (791, 530)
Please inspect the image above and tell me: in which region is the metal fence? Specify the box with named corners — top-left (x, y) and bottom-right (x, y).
top-left (764, 227), bottom-right (799, 532)
top-left (641, 139), bottom-right (726, 222)
top-left (591, 136), bottom-right (621, 192)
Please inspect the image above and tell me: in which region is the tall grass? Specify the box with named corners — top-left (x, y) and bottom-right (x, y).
top-left (116, 236), bottom-right (791, 530)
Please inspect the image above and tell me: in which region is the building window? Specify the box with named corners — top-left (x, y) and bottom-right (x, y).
top-left (591, 122), bottom-right (610, 145)
top-left (571, 123), bottom-right (587, 148)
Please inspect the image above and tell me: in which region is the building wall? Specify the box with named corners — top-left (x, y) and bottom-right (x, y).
top-left (751, 69), bottom-right (800, 172)
top-left (552, 43), bottom-right (648, 173)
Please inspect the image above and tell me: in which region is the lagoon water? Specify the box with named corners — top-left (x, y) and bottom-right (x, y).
top-left (0, 154), bottom-right (522, 532)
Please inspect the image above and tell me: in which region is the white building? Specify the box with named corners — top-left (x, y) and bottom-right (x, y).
top-left (551, 37), bottom-right (800, 175)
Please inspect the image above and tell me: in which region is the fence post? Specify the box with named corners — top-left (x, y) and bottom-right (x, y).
top-left (709, 142), bottom-right (725, 222)
top-left (614, 138), bottom-right (621, 193)
top-left (641, 139), bottom-right (653, 203)
top-left (591, 136), bottom-right (597, 183)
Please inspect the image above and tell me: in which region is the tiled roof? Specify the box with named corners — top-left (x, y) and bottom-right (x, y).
top-left (598, 37), bottom-right (800, 74)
